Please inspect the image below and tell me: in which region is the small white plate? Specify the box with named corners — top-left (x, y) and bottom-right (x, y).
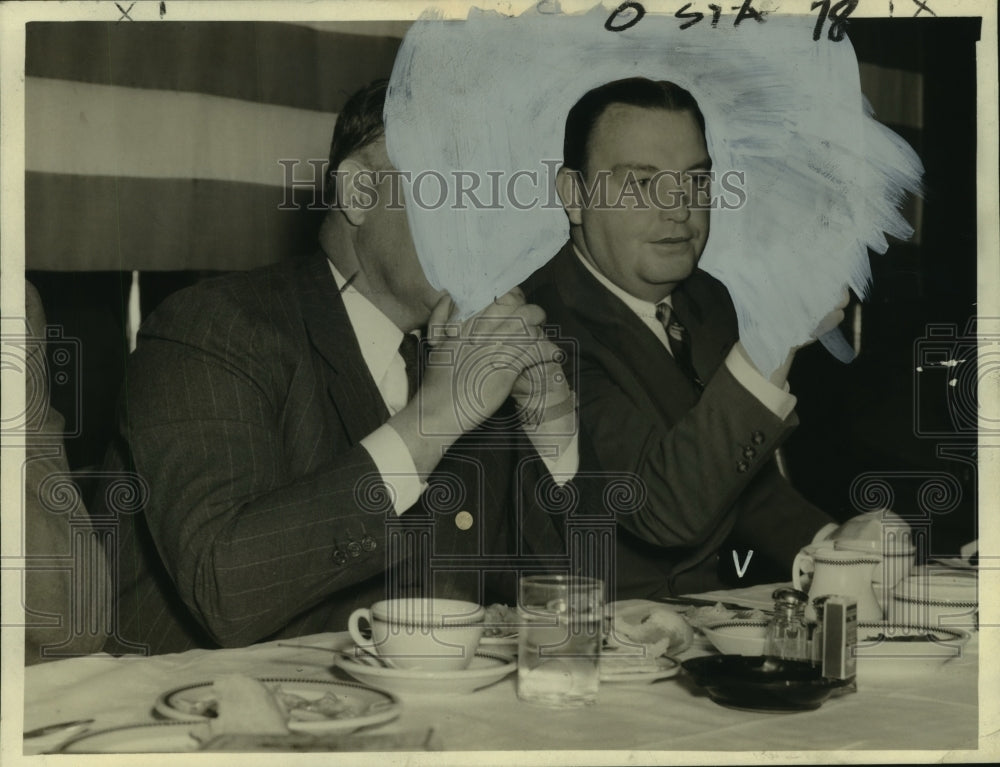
top-left (59, 722), bottom-right (212, 753)
top-left (599, 652), bottom-right (680, 684)
top-left (154, 677), bottom-right (399, 733)
top-left (335, 647), bottom-right (516, 696)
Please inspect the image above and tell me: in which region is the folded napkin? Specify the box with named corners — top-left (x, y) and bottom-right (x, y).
top-left (605, 600), bottom-right (694, 659)
top-left (208, 674), bottom-right (289, 737)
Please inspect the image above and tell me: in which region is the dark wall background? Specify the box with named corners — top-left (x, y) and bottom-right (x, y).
top-left (784, 17), bottom-right (981, 556)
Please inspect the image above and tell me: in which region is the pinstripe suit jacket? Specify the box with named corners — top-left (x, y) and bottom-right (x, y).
top-left (99, 252), bottom-right (565, 655)
top-left (523, 243), bottom-right (834, 596)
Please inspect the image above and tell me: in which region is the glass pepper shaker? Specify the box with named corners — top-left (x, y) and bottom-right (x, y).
top-left (764, 587), bottom-right (810, 661)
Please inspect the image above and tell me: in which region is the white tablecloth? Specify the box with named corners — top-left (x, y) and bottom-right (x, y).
top-left (20, 584), bottom-right (982, 760)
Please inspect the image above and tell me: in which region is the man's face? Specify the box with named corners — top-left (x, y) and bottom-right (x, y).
top-left (565, 104), bottom-right (711, 302)
top-left (354, 140), bottom-right (447, 327)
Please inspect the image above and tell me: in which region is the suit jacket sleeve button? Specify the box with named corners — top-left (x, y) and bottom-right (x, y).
top-left (751, 431), bottom-right (765, 445)
top-left (332, 548), bottom-right (347, 565)
top-left (736, 460), bottom-right (749, 473)
top-left (361, 535), bottom-right (377, 552)
top-left (743, 446), bottom-right (757, 459)
top-left (455, 511), bottom-right (474, 530)
top-left (347, 541), bottom-right (362, 558)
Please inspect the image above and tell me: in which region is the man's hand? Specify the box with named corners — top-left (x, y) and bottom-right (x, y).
top-left (387, 288), bottom-right (551, 479)
top-left (768, 288), bottom-right (850, 388)
top-left (509, 339), bottom-right (573, 425)
top-left (421, 287), bottom-right (550, 433)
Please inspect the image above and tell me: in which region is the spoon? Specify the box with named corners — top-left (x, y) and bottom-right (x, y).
top-left (24, 719), bottom-right (94, 739)
top-left (332, 647), bottom-right (398, 669)
top-left (275, 641), bottom-right (398, 668)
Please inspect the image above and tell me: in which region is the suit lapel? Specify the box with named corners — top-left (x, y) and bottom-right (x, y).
top-left (549, 244), bottom-right (700, 422)
top-left (296, 252), bottom-right (389, 444)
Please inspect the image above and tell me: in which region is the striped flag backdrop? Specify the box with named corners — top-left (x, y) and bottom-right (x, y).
top-left (25, 19), bottom-right (925, 275)
top-left (25, 21), bottom-right (409, 273)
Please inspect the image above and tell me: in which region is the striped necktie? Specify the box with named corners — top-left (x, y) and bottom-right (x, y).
top-left (656, 302), bottom-right (705, 392)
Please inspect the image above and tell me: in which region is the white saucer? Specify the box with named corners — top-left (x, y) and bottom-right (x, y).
top-left (335, 647), bottom-right (516, 696)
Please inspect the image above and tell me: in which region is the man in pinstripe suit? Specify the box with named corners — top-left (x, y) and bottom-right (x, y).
top-left (98, 81), bottom-right (576, 655)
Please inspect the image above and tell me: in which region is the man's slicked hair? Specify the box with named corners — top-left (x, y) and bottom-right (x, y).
top-left (326, 79), bottom-right (389, 204)
top-left (563, 78), bottom-right (706, 176)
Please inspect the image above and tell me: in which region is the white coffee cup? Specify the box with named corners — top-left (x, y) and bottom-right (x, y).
top-left (347, 598), bottom-right (485, 671)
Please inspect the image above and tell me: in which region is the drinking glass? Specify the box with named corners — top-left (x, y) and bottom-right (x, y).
top-left (516, 575), bottom-right (603, 707)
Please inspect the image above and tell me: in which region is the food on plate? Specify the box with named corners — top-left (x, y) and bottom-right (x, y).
top-left (682, 602), bottom-right (768, 629)
top-left (860, 631), bottom-right (940, 643)
top-left (194, 676), bottom-right (365, 732)
top-left (209, 674), bottom-right (289, 736)
top-left (606, 600), bottom-right (694, 657)
top-left (274, 690), bottom-right (359, 721)
top-left (483, 603), bottom-right (518, 637)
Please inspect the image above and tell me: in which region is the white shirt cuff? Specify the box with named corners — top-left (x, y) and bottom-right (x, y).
top-left (812, 522), bottom-right (839, 544)
top-left (724, 345), bottom-right (797, 420)
top-left (360, 424), bottom-right (427, 516)
top-left (538, 434), bottom-right (579, 486)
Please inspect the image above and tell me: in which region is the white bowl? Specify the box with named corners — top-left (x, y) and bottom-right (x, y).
top-left (699, 621), bottom-right (769, 656)
top-left (335, 647), bottom-right (516, 697)
top-left (855, 623), bottom-right (971, 680)
top-left (889, 572), bottom-right (978, 629)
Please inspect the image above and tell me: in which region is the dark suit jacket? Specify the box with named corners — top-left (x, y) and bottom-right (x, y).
top-left (98, 252), bottom-right (564, 655)
top-left (523, 243), bottom-right (834, 597)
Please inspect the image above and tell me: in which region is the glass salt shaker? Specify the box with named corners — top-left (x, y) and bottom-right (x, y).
top-left (764, 587), bottom-right (810, 661)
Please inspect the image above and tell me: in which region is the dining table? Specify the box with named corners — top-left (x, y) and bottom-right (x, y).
top-left (19, 581), bottom-right (985, 761)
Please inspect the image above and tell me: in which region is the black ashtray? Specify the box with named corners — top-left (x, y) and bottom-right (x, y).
top-left (681, 655), bottom-right (849, 712)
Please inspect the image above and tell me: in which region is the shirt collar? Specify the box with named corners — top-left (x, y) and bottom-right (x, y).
top-left (572, 244), bottom-right (671, 319)
top-left (328, 261), bottom-right (404, 384)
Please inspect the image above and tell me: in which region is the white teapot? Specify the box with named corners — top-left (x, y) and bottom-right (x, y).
top-left (793, 546), bottom-right (883, 622)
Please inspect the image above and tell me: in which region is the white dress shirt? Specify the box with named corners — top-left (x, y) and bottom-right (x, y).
top-left (573, 246), bottom-right (797, 420)
top-left (329, 263), bottom-right (426, 515)
top-left (329, 262), bottom-right (576, 515)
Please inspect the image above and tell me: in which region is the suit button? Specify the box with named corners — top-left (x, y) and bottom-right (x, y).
top-left (361, 535), bottom-right (377, 552)
top-left (736, 460), bottom-right (749, 473)
top-left (332, 549), bottom-right (347, 565)
top-left (455, 511), bottom-right (474, 530)
top-left (742, 446), bottom-right (756, 460)
top-left (751, 431), bottom-right (765, 445)
top-left (347, 541), bottom-right (362, 558)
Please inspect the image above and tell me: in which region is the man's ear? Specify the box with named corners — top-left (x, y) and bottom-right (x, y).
top-left (555, 166), bottom-right (584, 226)
top-left (337, 157), bottom-right (376, 226)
